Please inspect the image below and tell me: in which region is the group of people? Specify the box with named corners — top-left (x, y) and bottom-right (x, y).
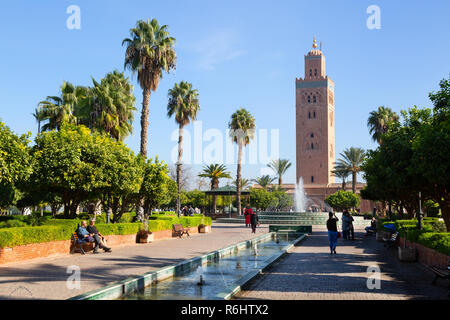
top-left (181, 205), bottom-right (196, 217)
top-left (243, 204), bottom-right (259, 233)
top-left (326, 211), bottom-right (378, 255)
top-left (76, 219), bottom-right (112, 254)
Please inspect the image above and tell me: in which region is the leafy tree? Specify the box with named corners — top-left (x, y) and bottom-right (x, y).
top-left (367, 106), bottom-right (399, 144)
top-left (271, 190), bottom-right (293, 210)
top-left (250, 188), bottom-right (275, 211)
top-left (0, 122), bottom-right (33, 212)
top-left (267, 159), bottom-right (292, 185)
top-left (229, 108), bottom-right (256, 216)
top-left (123, 18), bottom-right (176, 157)
top-left (167, 81), bottom-right (200, 216)
top-left (198, 164), bottom-right (231, 213)
top-left (325, 190), bottom-right (360, 211)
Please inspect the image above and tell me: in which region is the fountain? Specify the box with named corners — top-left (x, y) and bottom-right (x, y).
top-left (196, 275), bottom-right (205, 286)
top-left (252, 242), bottom-right (258, 256)
top-left (294, 177), bottom-right (313, 212)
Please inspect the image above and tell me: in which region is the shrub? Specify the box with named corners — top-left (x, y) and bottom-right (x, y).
top-left (417, 233), bottom-right (450, 256)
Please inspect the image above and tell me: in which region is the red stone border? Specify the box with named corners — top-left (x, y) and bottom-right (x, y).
top-left (398, 237), bottom-right (449, 269)
top-left (0, 226), bottom-right (204, 265)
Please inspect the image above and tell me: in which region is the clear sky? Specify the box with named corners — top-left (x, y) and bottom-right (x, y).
top-left (1, 0), bottom-right (449, 188)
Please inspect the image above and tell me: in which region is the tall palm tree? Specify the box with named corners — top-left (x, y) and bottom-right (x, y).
top-left (367, 106), bottom-right (399, 144)
top-left (229, 108), bottom-right (256, 216)
top-left (84, 71), bottom-right (136, 141)
top-left (252, 175), bottom-right (276, 189)
top-left (123, 18), bottom-right (176, 157)
top-left (167, 81), bottom-right (200, 216)
top-left (336, 147), bottom-right (365, 194)
top-left (267, 159), bottom-right (292, 185)
top-left (332, 163), bottom-right (351, 191)
top-left (198, 164), bottom-right (232, 213)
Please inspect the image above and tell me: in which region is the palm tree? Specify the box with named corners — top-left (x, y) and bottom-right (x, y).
top-left (32, 107), bottom-right (43, 134)
top-left (167, 81), bottom-right (200, 216)
top-left (336, 147), bottom-right (365, 194)
top-left (85, 71), bottom-right (136, 141)
top-left (332, 164), bottom-right (351, 191)
top-left (38, 82), bottom-right (86, 132)
top-left (229, 108), bottom-right (256, 216)
top-left (233, 178), bottom-right (251, 191)
top-left (267, 159), bottom-right (292, 185)
top-left (367, 106), bottom-right (399, 144)
top-left (252, 175), bottom-right (276, 189)
top-left (123, 18), bottom-right (176, 157)
top-left (198, 164), bottom-right (232, 213)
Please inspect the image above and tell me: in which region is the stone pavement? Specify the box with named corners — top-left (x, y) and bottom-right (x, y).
top-left (0, 223), bottom-right (268, 300)
top-left (236, 228), bottom-right (449, 300)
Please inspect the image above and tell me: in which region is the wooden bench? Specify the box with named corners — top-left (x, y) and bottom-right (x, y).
top-left (70, 232), bottom-right (86, 254)
top-left (430, 267), bottom-right (450, 284)
top-left (173, 224), bottom-right (189, 238)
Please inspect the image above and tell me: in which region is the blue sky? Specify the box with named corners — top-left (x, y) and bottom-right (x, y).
top-left (1, 0), bottom-right (449, 188)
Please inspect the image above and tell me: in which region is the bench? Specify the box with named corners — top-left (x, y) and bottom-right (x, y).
top-left (383, 231), bottom-right (399, 248)
top-left (70, 232), bottom-right (86, 255)
top-left (173, 224), bottom-right (189, 238)
top-left (430, 267), bottom-right (450, 284)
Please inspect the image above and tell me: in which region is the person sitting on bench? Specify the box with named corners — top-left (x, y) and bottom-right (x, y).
top-left (365, 217), bottom-right (377, 236)
top-left (87, 218), bottom-right (112, 253)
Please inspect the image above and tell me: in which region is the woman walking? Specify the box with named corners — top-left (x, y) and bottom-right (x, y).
top-left (244, 204), bottom-right (252, 227)
top-left (250, 210), bottom-right (259, 234)
top-left (326, 211), bottom-right (339, 255)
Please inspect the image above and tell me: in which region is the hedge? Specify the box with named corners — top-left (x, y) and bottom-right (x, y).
top-left (0, 216), bottom-right (211, 248)
top-left (416, 232), bottom-right (450, 256)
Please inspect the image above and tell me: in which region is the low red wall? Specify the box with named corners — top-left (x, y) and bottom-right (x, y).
top-left (398, 237), bottom-right (449, 269)
top-left (0, 226), bottom-right (203, 265)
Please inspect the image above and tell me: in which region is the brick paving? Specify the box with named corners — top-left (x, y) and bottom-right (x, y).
top-left (236, 228), bottom-right (449, 300)
top-left (0, 223), bottom-right (268, 300)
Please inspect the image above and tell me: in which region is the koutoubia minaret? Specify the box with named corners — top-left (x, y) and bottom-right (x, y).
top-left (296, 37), bottom-right (335, 186)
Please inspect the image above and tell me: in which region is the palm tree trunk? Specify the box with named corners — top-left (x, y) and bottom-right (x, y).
top-left (278, 176), bottom-right (282, 186)
top-left (352, 171), bottom-right (356, 194)
top-left (212, 180), bottom-right (218, 214)
top-left (176, 124), bottom-right (184, 217)
top-left (236, 143), bottom-right (243, 217)
top-left (342, 179), bottom-right (346, 191)
top-left (140, 88), bottom-right (151, 157)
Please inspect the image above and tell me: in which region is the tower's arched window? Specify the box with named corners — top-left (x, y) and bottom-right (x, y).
top-left (313, 111), bottom-right (316, 118)
top-left (308, 111), bottom-right (311, 119)
top-left (314, 69), bottom-right (317, 76)
top-left (310, 133), bottom-right (314, 138)
top-left (311, 143), bottom-right (314, 149)
top-left (309, 69), bottom-right (312, 76)
top-left (311, 176), bottom-right (314, 183)
top-left (307, 96), bottom-right (311, 103)
top-left (313, 95), bottom-right (316, 103)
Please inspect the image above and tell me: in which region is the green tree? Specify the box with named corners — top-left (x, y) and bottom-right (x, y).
top-left (0, 122), bottom-right (33, 212)
top-left (367, 106), bottom-right (399, 144)
top-left (229, 108), bottom-right (256, 216)
top-left (198, 164), bottom-right (231, 213)
top-left (249, 188), bottom-right (276, 211)
top-left (267, 159), bottom-right (292, 185)
top-left (336, 147), bottom-right (365, 194)
top-left (167, 81), bottom-right (200, 216)
top-left (123, 18), bottom-right (176, 157)
top-left (325, 190), bottom-right (360, 212)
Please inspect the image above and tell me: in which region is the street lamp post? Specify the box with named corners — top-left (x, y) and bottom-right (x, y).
top-left (418, 192), bottom-right (423, 230)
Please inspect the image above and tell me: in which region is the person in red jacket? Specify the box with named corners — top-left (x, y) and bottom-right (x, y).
top-left (244, 204), bottom-right (252, 227)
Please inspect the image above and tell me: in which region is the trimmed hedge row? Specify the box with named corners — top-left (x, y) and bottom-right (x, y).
top-left (0, 216), bottom-right (212, 248)
top-left (416, 232), bottom-right (450, 256)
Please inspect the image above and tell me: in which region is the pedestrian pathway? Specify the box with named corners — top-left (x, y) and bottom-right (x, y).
top-left (0, 223), bottom-right (268, 300)
top-left (236, 229), bottom-right (448, 300)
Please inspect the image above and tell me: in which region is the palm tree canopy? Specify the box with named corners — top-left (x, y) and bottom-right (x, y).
top-left (268, 159), bottom-right (292, 178)
top-left (252, 175), bottom-right (276, 188)
top-left (167, 81), bottom-right (200, 127)
top-left (228, 108), bottom-right (256, 146)
top-left (198, 164), bottom-right (232, 189)
top-left (337, 147), bottom-right (365, 172)
top-left (122, 18), bottom-right (176, 92)
top-left (367, 106), bottom-right (399, 144)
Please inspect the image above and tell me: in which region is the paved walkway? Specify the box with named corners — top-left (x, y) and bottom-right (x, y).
top-left (236, 228), bottom-right (448, 300)
top-left (0, 223), bottom-right (268, 300)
